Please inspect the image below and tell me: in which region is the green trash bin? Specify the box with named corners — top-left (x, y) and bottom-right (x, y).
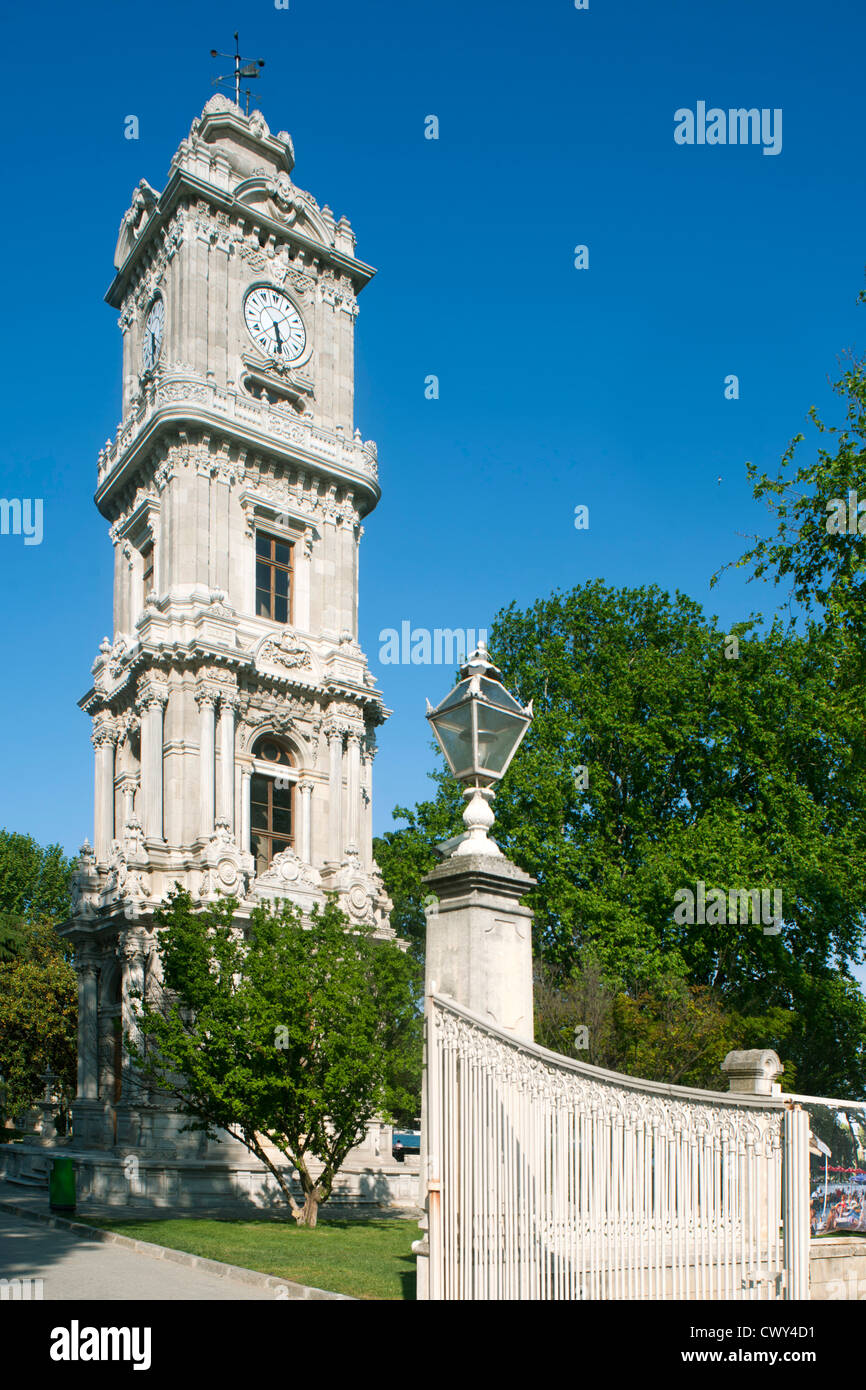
top-left (49, 1157), bottom-right (75, 1214)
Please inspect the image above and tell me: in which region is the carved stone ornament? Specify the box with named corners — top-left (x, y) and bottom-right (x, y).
top-left (69, 841), bottom-right (101, 922)
top-left (267, 173), bottom-right (299, 224)
top-left (91, 715), bottom-right (119, 749)
top-left (115, 180), bottom-right (159, 268)
top-left (255, 848), bottom-right (321, 892)
top-left (123, 817), bottom-right (145, 857)
top-left (337, 630), bottom-right (364, 661)
top-left (136, 678), bottom-right (169, 713)
top-left (73, 840), bottom-right (151, 921)
top-left (347, 882), bottom-right (370, 918)
top-left (199, 818), bottom-right (253, 902)
top-left (248, 110), bottom-right (268, 141)
top-left (108, 635), bottom-right (131, 678)
top-left (256, 631), bottom-right (312, 673)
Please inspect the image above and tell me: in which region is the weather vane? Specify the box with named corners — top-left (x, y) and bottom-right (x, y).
top-left (210, 32), bottom-right (265, 114)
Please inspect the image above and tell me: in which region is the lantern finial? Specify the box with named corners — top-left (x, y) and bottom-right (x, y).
top-left (426, 645), bottom-right (533, 857)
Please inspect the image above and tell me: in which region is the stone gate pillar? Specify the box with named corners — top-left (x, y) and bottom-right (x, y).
top-left (421, 853), bottom-right (536, 1041)
top-left (75, 957), bottom-right (100, 1101)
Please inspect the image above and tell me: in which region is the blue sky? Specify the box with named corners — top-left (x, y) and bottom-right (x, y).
top-left (1, 0), bottom-right (865, 905)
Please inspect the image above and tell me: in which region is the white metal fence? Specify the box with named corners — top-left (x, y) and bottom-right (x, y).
top-left (423, 994), bottom-right (810, 1300)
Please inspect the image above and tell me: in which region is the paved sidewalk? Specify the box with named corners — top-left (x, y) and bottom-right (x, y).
top-left (0, 1183), bottom-right (354, 1300)
top-left (0, 1207), bottom-right (279, 1300)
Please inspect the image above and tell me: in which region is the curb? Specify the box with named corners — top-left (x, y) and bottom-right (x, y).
top-left (0, 1197), bottom-right (354, 1300)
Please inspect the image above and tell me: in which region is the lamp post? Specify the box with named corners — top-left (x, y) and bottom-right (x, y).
top-left (414, 645), bottom-right (537, 1298)
top-left (426, 644), bottom-right (532, 857)
top-left (421, 643), bottom-right (536, 1038)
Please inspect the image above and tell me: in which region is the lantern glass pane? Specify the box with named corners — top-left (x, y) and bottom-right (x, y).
top-left (478, 677), bottom-right (524, 713)
top-left (433, 679), bottom-right (473, 716)
top-left (475, 704), bottom-right (526, 775)
top-left (431, 711), bottom-right (476, 778)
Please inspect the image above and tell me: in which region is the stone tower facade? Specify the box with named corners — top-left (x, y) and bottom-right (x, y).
top-left (62, 95), bottom-right (394, 1167)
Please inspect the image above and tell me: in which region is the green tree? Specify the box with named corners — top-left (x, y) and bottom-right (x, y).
top-left (375, 583), bottom-right (866, 1097)
top-left (0, 919), bottom-right (77, 1124)
top-left (0, 829), bottom-right (73, 928)
top-left (0, 831), bottom-right (75, 1124)
top-left (373, 782), bottom-right (462, 963)
top-left (131, 890), bottom-right (420, 1226)
top-left (717, 292), bottom-right (866, 644)
top-left (534, 955), bottom-right (794, 1090)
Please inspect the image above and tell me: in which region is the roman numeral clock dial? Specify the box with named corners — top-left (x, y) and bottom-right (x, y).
top-left (141, 296), bottom-right (164, 372)
top-left (243, 286), bottom-right (306, 362)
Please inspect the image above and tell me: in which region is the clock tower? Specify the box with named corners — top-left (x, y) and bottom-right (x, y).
top-left (63, 95), bottom-right (395, 1181)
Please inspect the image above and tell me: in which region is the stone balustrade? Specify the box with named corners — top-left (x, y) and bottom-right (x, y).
top-left (97, 374), bottom-right (378, 487)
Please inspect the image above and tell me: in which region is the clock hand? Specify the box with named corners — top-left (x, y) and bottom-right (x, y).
top-left (273, 320), bottom-right (284, 353)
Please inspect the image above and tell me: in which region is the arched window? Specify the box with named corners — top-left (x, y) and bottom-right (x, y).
top-left (250, 736), bottom-right (294, 873)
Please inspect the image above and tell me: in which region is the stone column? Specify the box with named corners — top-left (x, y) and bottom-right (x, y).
top-left (346, 732), bottom-right (361, 855)
top-left (75, 959), bottom-right (100, 1101)
top-left (240, 767), bottom-right (252, 860)
top-left (138, 681), bottom-right (167, 843)
top-left (338, 516), bottom-right (352, 636)
top-left (353, 521), bottom-right (362, 638)
top-left (196, 687), bottom-right (217, 840)
top-left (362, 736), bottom-right (375, 870)
top-left (721, 1049), bottom-right (787, 1271)
top-left (416, 846), bottom-right (536, 1300)
top-left (117, 773), bottom-right (138, 833)
top-left (120, 934), bottom-right (147, 1099)
top-left (297, 779), bottom-right (314, 863)
top-left (422, 852), bottom-right (536, 1042)
top-left (296, 530), bottom-right (313, 630)
top-left (327, 724), bottom-right (344, 864)
top-left (322, 515), bottom-right (339, 634)
top-left (217, 694), bottom-right (237, 832)
top-left (92, 718), bottom-right (117, 864)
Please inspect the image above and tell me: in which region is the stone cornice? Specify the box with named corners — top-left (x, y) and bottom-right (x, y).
top-left (106, 167), bottom-right (376, 310)
top-left (94, 381), bottom-right (379, 519)
top-left (79, 642), bottom-right (388, 722)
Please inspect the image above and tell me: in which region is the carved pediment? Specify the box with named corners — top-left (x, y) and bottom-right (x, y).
top-left (115, 181), bottom-right (160, 270)
top-left (235, 175), bottom-right (333, 246)
top-left (255, 631), bottom-right (314, 675)
top-left (255, 848), bottom-right (321, 893)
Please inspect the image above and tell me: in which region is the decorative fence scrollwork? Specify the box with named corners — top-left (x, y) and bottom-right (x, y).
top-left (423, 995), bottom-right (810, 1300)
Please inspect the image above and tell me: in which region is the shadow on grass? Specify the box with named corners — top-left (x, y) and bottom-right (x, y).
top-left (397, 1254), bottom-right (417, 1300)
top-left (81, 1213), bottom-right (420, 1300)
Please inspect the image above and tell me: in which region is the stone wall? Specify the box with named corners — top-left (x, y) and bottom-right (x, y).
top-left (809, 1237), bottom-right (866, 1300)
top-left (0, 1141), bottom-right (421, 1216)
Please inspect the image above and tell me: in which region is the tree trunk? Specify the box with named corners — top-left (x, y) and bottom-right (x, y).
top-left (297, 1189), bottom-right (320, 1228)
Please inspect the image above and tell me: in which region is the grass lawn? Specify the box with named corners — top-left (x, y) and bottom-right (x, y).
top-left (82, 1215), bottom-right (418, 1300)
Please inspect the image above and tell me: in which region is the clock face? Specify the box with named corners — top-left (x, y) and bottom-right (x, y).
top-left (142, 297), bottom-right (164, 372)
top-left (244, 286), bottom-right (306, 362)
